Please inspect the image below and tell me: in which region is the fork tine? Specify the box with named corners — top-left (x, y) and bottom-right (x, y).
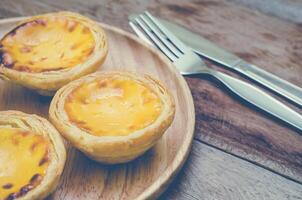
top-left (144, 11), bottom-right (189, 53)
top-left (133, 17), bottom-right (177, 61)
top-left (129, 21), bottom-right (153, 46)
top-left (139, 14), bottom-right (182, 58)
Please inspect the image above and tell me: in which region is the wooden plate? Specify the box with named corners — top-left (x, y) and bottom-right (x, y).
top-left (0, 17), bottom-right (195, 200)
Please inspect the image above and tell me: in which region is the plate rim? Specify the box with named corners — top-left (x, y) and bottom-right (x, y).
top-left (0, 16), bottom-right (196, 200)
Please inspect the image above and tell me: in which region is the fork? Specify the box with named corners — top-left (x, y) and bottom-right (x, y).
top-left (129, 11), bottom-right (302, 131)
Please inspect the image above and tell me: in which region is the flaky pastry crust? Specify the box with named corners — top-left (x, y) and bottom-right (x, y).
top-left (0, 111), bottom-right (66, 200)
top-left (0, 12), bottom-right (108, 96)
top-left (49, 71), bottom-right (175, 164)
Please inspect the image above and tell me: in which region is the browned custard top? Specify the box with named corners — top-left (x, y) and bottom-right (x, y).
top-left (64, 77), bottom-right (163, 136)
top-left (0, 15), bottom-right (95, 73)
top-left (0, 128), bottom-right (50, 200)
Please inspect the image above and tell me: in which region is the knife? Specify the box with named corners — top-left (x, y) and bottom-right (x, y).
top-left (156, 17), bottom-right (302, 107)
top-left (129, 12), bottom-right (302, 132)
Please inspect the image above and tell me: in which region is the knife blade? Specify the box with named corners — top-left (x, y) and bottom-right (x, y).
top-left (129, 13), bottom-right (302, 132)
top-left (156, 17), bottom-right (302, 107)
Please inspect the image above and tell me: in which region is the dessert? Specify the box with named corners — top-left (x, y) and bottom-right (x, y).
top-left (0, 12), bottom-right (108, 95)
top-left (49, 71), bottom-right (175, 164)
top-left (0, 111), bottom-right (66, 200)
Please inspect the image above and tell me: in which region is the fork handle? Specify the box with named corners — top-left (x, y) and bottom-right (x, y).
top-left (209, 70), bottom-right (302, 131)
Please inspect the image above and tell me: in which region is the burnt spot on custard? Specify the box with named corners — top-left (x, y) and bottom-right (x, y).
top-left (39, 151), bottom-right (49, 166)
top-left (19, 184), bottom-right (34, 197)
top-left (0, 20), bottom-right (43, 71)
top-left (30, 174), bottom-right (43, 184)
top-left (4, 174), bottom-right (43, 200)
top-left (6, 192), bottom-right (18, 200)
top-left (2, 183), bottom-right (13, 189)
top-left (11, 136), bottom-right (20, 146)
top-left (82, 27), bottom-right (90, 34)
top-left (70, 43), bottom-right (80, 50)
top-left (60, 53), bottom-right (65, 58)
top-left (16, 65), bottom-right (32, 72)
top-left (20, 131), bottom-right (29, 137)
top-left (0, 17), bottom-right (92, 73)
top-left (20, 65), bottom-right (33, 72)
top-left (98, 80), bottom-right (108, 88)
top-left (2, 18), bottom-right (47, 39)
top-left (74, 120), bottom-right (89, 128)
top-left (128, 125), bottom-right (136, 131)
top-left (87, 48), bottom-right (94, 56)
top-left (34, 19), bottom-right (47, 26)
top-left (112, 82), bottom-right (123, 89)
top-left (19, 46), bottom-right (32, 53)
top-left (30, 142), bottom-right (38, 152)
top-left (1, 130), bottom-right (51, 200)
top-left (0, 52), bottom-right (14, 68)
top-left (67, 21), bottom-right (78, 32)
top-left (80, 47), bottom-right (94, 57)
top-left (1, 19), bottom-right (47, 44)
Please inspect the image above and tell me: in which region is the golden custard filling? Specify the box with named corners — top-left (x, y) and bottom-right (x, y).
top-left (0, 16), bottom-right (95, 73)
top-left (65, 77), bottom-right (163, 136)
top-left (0, 128), bottom-right (50, 200)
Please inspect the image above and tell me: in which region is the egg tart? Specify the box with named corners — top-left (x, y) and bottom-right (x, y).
top-left (0, 12), bottom-right (108, 96)
top-left (49, 71), bottom-right (175, 164)
top-left (0, 111), bottom-right (66, 200)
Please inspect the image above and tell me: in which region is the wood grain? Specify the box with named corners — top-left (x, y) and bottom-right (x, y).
top-left (0, 0), bottom-right (302, 199)
top-left (152, 0), bottom-right (302, 183)
top-left (0, 18), bottom-right (195, 199)
top-left (160, 140), bottom-right (302, 200)
top-left (0, 0), bottom-right (300, 184)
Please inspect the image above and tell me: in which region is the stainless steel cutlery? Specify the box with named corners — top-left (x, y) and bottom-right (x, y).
top-left (129, 11), bottom-right (302, 131)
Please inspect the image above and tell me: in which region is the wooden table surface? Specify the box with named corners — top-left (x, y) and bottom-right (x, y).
top-left (0, 0), bottom-right (301, 199)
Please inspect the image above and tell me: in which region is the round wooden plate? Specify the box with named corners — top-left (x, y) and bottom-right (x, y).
top-left (0, 17), bottom-right (195, 200)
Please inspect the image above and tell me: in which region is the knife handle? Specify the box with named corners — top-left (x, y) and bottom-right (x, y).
top-left (234, 61), bottom-right (302, 107)
top-left (210, 69), bottom-right (302, 131)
